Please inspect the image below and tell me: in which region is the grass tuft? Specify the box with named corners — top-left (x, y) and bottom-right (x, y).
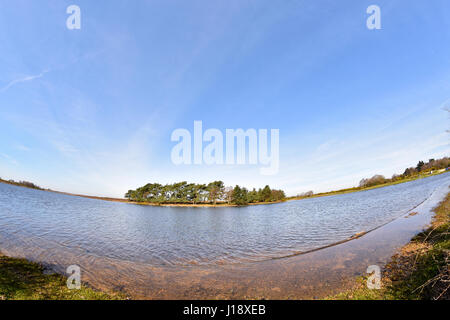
top-left (0, 255), bottom-right (124, 300)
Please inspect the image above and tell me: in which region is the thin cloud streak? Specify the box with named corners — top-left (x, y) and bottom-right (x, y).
top-left (0, 70), bottom-right (49, 93)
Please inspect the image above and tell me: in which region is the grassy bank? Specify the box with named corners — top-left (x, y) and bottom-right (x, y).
top-left (329, 191), bottom-right (450, 300)
top-left (0, 254), bottom-right (124, 300)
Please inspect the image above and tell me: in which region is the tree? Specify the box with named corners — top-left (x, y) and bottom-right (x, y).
top-left (271, 189), bottom-right (286, 201)
top-left (125, 181), bottom-right (285, 206)
top-left (416, 161), bottom-right (425, 172)
top-left (297, 191), bottom-right (314, 198)
top-left (231, 185), bottom-right (248, 206)
top-left (248, 188), bottom-right (259, 203)
top-left (125, 190), bottom-right (132, 199)
top-left (207, 181), bottom-right (224, 204)
top-left (403, 167), bottom-right (416, 177)
top-left (261, 185), bottom-right (272, 202)
top-left (359, 175), bottom-right (386, 188)
top-left (224, 186), bottom-right (233, 204)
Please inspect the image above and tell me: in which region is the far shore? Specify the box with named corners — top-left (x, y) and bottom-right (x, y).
top-left (288, 170), bottom-right (448, 201)
top-left (0, 179), bottom-right (286, 208)
top-left (50, 191), bottom-right (287, 208)
top-left (1, 170), bottom-right (448, 208)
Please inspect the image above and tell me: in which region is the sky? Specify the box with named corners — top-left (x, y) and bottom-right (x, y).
top-left (0, 0), bottom-right (449, 197)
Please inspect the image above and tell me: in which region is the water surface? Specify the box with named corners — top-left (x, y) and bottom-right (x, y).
top-left (0, 173), bottom-right (449, 298)
top-left (0, 173), bottom-right (449, 267)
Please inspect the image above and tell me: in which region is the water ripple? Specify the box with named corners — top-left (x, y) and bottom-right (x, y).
top-left (0, 173), bottom-right (449, 267)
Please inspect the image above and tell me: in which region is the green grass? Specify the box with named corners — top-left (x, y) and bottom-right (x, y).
top-left (328, 192), bottom-right (450, 300)
top-left (0, 255), bottom-right (124, 300)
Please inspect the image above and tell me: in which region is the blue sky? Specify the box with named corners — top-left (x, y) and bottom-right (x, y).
top-left (0, 0), bottom-right (449, 197)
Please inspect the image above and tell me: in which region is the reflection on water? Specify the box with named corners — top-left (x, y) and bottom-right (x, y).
top-left (0, 173), bottom-right (449, 298)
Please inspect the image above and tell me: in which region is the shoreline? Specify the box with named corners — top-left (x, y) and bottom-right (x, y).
top-left (1, 171), bottom-right (447, 208)
top-left (0, 184), bottom-right (448, 299)
top-left (288, 171), bottom-right (448, 201)
top-left (0, 178), bottom-right (285, 207)
top-left (328, 190), bottom-right (450, 300)
top-left (51, 190), bottom-right (287, 207)
top-left (269, 195), bottom-right (432, 262)
top-left (0, 251), bottom-right (126, 300)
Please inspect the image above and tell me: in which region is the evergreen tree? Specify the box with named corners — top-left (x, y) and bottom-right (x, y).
top-left (261, 185), bottom-right (272, 202)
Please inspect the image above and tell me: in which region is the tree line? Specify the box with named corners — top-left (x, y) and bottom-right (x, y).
top-left (125, 181), bottom-right (286, 206)
top-left (290, 156), bottom-right (450, 200)
top-left (0, 178), bottom-right (42, 190)
top-left (359, 157), bottom-right (450, 188)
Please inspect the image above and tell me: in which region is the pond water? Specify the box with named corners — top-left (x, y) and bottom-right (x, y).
top-left (1, 173), bottom-right (449, 268)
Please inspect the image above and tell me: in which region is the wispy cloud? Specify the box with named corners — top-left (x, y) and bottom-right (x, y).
top-left (0, 70), bottom-right (49, 93)
top-left (0, 153), bottom-right (18, 166)
top-left (15, 144), bottom-right (31, 152)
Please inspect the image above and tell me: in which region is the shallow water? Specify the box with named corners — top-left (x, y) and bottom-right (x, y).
top-left (0, 173), bottom-right (449, 267)
top-left (0, 173), bottom-right (449, 298)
